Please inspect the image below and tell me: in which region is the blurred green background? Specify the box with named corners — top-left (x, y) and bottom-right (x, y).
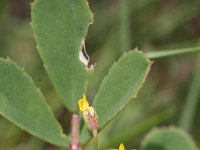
top-left (0, 0), bottom-right (200, 149)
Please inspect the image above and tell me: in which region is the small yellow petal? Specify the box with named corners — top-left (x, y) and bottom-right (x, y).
top-left (78, 95), bottom-right (89, 112)
top-left (119, 143), bottom-right (125, 150)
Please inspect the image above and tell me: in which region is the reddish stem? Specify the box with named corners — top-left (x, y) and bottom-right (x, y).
top-left (69, 114), bottom-right (81, 150)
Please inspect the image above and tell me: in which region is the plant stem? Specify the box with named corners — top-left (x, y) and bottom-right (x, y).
top-left (147, 46), bottom-right (200, 59)
top-left (120, 0), bottom-right (131, 52)
top-left (93, 129), bottom-right (98, 150)
top-left (70, 114), bottom-right (81, 150)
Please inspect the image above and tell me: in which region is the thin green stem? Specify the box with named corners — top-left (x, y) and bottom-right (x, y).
top-left (147, 46), bottom-right (200, 59)
top-left (120, 0), bottom-right (131, 52)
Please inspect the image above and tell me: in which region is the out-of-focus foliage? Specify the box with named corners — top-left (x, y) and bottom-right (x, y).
top-left (0, 0), bottom-right (200, 149)
top-left (141, 127), bottom-right (198, 150)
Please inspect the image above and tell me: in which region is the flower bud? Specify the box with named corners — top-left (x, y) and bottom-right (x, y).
top-left (78, 95), bottom-right (98, 133)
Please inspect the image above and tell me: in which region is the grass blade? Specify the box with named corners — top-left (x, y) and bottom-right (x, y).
top-left (147, 47), bottom-right (200, 59)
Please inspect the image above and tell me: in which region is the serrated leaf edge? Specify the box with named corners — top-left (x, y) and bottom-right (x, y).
top-left (94, 50), bottom-right (153, 129)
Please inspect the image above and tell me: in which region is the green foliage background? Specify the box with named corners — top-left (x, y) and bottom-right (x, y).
top-left (0, 0), bottom-right (200, 149)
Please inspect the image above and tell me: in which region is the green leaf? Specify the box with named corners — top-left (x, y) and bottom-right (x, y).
top-left (31, 0), bottom-right (93, 112)
top-left (141, 127), bottom-right (198, 150)
top-left (0, 58), bottom-right (68, 147)
top-left (93, 50), bottom-right (152, 129)
top-left (147, 46), bottom-right (200, 59)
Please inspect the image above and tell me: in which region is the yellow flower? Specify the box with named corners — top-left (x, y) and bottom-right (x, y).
top-left (119, 143), bottom-right (125, 150)
top-left (78, 95), bottom-right (98, 132)
top-left (78, 95), bottom-right (89, 112)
